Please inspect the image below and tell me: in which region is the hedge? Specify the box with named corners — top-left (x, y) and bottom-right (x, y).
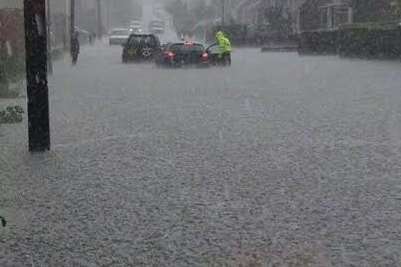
top-left (298, 30), bottom-right (338, 55)
top-left (338, 27), bottom-right (401, 58)
top-left (298, 23), bottom-right (401, 59)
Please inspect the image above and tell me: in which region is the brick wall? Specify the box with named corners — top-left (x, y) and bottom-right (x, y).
top-left (0, 0), bottom-right (22, 9)
top-left (0, 8), bottom-right (24, 57)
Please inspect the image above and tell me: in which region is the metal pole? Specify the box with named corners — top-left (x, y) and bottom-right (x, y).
top-left (46, 0), bottom-right (53, 75)
top-left (70, 0), bottom-right (75, 58)
top-left (24, 0), bottom-right (51, 152)
top-left (222, 0), bottom-right (225, 26)
top-left (97, 0), bottom-right (102, 39)
top-left (107, 0), bottom-right (110, 33)
top-left (64, 0), bottom-right (69, 51)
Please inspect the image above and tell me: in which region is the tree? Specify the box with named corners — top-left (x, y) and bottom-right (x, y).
top-left (165, 0), bottom-right (190, 34)
top-left (191, 0), bottom-right (207, 20)
top-left (392, 0), bottom-right (401, 16)
top-left (165, 0), bottom-right (217, 35)
top-left (352, 0), bottom-right (397, 22)
top-left (262, 5), bottom-right (293, 40)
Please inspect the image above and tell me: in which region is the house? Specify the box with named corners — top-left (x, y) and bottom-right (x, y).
top-left (299, 0), bottom-right (353, 31)
top-left (102, 0), bottom-right (140, 30)
top-left (352, 0), bottom-right (397, 23)
top-left (299, 0), bottom-right (396, 32)
top-left (0, 8), bottom-right (24, 57)
top-left (0, 0), bottom-right (22, 9)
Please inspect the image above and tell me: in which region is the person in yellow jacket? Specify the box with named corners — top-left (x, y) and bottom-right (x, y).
top-left (216, 31), bottom-right (232, 66)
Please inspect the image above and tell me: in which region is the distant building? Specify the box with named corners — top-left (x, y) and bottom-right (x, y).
top-left (51, 0), bottom-right (141, 36)
top-left (75, 0), bottom-right (97, 33)
top-left (299, 0), bottom-right (352, 31)
top-left (352, 0), bottom-right (397, 23)
top-left (0, 0), bottom-right (22, 9)
top-left (235, 0), bottom-right (261, 25)
top-left (1, 0), bottom-right (141, 46)
top-left (103, 0), bottom-right (141, 31)
top-left (299, 0), bottom-right (396, 32)
top-left (0, 8), bottom-right (24, 57)
top-left (234, 0), bottom-right (307, 33)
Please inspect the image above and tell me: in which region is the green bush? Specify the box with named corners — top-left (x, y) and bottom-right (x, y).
top-left (298, 30), bottom-right (339, 55)
top-left (298, 22), bottom-right (401, 59)
top-left (338, 23), bottom-right (401, 58)
top-left (0, 105), bottom-right (24, 124)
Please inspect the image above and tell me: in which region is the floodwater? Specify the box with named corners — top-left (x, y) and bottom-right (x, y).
top-left (1, 44), bottom-right (401, 266)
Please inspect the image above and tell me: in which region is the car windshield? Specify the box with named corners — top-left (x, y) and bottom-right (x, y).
top-left (207, 44), bottom-right (221, 54)
top-left (128, 35), bottom-right (157, 46)
top-left (111, 30), bottom-right (130, 36)
top-left (170, 43), bottom-right (204, 52)
top-left (3, 0), bottom-right (401, 266)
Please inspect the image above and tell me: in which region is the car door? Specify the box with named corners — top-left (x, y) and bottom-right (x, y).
top-left (206, 44), bottom-right (220, 65)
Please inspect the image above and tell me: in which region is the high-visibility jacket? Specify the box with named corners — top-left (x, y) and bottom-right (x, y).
top-left (216, 31), bottom-right (232, 54)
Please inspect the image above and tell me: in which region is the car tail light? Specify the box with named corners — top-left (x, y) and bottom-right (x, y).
top-left (164, 51), bottom-right (175, 58)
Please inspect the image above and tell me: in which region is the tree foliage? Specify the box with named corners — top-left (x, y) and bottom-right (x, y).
top-left (262, 5), bottom-right (293, 38)
top-left (164, 0), bottom-right (217, 35)
top-left (393, 0), bottom-right (401, 15)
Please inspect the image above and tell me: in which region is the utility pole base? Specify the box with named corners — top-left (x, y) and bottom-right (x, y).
top-left (24, 0), bottom-right (51, 152)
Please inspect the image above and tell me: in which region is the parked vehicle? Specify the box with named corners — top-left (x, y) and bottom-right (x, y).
top-left (74, 27), bottom-right (92, 45)
top-left (129, 20), bottom-right (142, 28)
top-left (155, 42), bottom-right (209, 68)
top-left (122, 34), bottom-right (161, 63)
top-left (109, 28), bottom-right (131, 46)
top-left (129, 20), bottom-right (143, 33)
top-left (149, 20), bottom-right (165, 34)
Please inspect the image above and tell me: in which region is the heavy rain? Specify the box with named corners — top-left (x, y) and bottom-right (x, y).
top-left (1, 0), bottom-right (401, 266)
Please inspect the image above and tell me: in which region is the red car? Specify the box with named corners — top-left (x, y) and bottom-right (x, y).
top-left (155, 42), bottom-right (210, 67)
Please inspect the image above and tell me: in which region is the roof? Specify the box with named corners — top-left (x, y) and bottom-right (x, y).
top-left (111, 28), bottom-right (130, 31)
top-left (129, 33), bottom-right (157, 36)
top-left (169, 42), bottom-right (203, 45)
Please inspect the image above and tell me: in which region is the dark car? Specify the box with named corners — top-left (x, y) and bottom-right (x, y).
top-left (155, 42), bottom-right (209, 67)
top-left (122, 34), bottom-right (161, 63)
top-left (109, 28), bottom-right (131, 46)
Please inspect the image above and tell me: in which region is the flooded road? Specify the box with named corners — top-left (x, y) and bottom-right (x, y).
top-left (1, 44), bottom-right (401, 266)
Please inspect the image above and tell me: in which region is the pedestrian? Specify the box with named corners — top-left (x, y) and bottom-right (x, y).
top-left (0, 216), bottom-right (6, 227)
top-left (91, 32), bottom-right (97, 45)
top-left (88, 32), bottom-right (94, 45)
top-left (215, 31), bottom-right (232, 66)
top-left (71, 31), bottom-right (80, 65)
